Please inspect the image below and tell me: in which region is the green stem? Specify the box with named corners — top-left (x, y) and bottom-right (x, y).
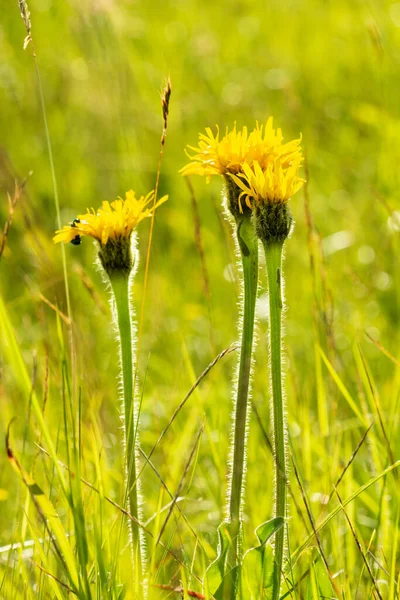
top-left (110, 273), bottom-right (143, 597)
top-left (228, 218), bottom-right (259, 556)
top-left (264, 241), bottom-right (286, 599)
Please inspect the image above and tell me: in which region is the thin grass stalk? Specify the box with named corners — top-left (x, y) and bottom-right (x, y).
top-left (110, 273), bottom-right (144, 597)
top-left (17, 2), bottom-right (75, 389)
top-left (228, 217), bottom-right (258, 557)
top-left (263, 240), bottom-right (286, 599)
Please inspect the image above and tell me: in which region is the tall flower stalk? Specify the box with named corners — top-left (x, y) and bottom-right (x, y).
top-left (182, 121), bottom-right (304, 597)
top-left (224, 180), bottom-right (259, 560)
top-left (232, 157), bottom-right (304, 597)
top-left (181, 119), bottom-right (298, 570)
top-left (110, 270), bottom-right (143, 582)
top-left (54, 190), bottom-right (167, 597)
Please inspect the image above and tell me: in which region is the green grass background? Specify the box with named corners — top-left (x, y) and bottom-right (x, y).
top-left (0, 0), bottom-right (399, 597)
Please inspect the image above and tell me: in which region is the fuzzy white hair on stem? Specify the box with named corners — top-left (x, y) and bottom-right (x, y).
top-left (94, 232), bottom-right (147, 597)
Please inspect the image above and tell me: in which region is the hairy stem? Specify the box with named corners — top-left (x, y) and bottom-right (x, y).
top-left (110, 274), bottom-right (143, 597)
top-left (264, 241), bottom-right (286, 599)
top-left (228, 217), bottom-right (259, 558)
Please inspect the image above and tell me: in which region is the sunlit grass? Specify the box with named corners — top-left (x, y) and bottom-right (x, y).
top-left (1, 0), bottom-right (400, 598)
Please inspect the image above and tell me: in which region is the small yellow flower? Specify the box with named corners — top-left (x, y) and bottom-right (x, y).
top-left (53, 190), bottom-right (168, 245)
top-left (230, 159), bottom-right (305, 210)
top-left (180, 117), bottom-right (302, 179)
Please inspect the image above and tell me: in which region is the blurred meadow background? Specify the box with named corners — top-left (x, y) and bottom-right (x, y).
top-left (1, 0), bottom-right (400, 597)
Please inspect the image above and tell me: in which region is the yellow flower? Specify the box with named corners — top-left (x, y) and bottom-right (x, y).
top-left (53, 190), bottom-right (168, 245)
top-left (180, 117), bottom-right (302, 179)
top-left (230, 159), bottom-right (305, 210)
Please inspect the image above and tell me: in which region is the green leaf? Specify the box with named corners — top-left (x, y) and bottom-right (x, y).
top-left (206, 522), bottom-right (241, 600)
top-left (307, 551), bottom-right (336, 600)
top-left (241, 518), bottom-right (285, 599)
top-left (206, 523), bottom-right (233, 592)
top-left (213, 567), bottom-right (240, 600)
top-left (242, 544), bottom-right (274, 599)
top-left (256, 517), bottom-right (285, 546)
top-left (117, 584), bottom-right (126, 600)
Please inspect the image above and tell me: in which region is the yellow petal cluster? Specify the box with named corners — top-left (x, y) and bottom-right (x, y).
top-left (230, 159), bottom-right (305, 209)
top-left (53, 190), bottom-right (168, 245)
top-left (180, 117), bottom-right (301, 178)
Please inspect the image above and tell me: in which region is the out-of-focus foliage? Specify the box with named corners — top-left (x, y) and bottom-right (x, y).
top-left (1, 0), bottom-right (399, 597)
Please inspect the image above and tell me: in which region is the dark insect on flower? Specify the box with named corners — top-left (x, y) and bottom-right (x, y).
top-left (70, 218), bottom-right (82, 246)
top-left (53, 191), bottom-right (167, 246)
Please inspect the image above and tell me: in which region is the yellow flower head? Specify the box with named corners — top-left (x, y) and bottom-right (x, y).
top-left (180, 117), bottom-right (302, 179)
top-left (230, 158), bottom-right (305, 211)
top-left (53, 190), bottom-right (168, 246)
